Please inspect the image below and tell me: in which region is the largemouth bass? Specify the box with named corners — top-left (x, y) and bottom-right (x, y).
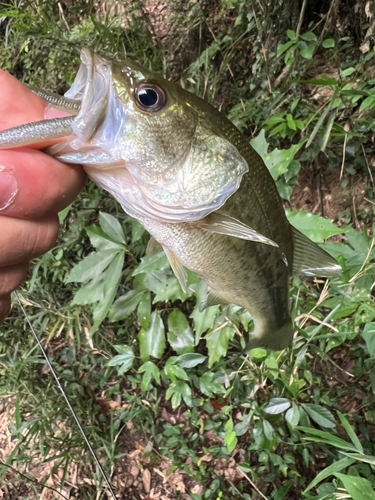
top-left (0, 49), bottom-right (342, 350)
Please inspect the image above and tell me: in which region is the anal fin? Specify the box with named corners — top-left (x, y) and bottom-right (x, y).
top-left (292, 226), bottom-right (342, 278)
top-left (199, 290), bottom-right (228, 312)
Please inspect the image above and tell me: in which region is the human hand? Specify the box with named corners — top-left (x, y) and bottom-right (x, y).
top-left (0, 70), bottom-right (86, 323)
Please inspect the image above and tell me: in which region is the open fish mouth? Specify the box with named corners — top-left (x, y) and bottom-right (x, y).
top-left (60, 48), bottom-right (127, 154)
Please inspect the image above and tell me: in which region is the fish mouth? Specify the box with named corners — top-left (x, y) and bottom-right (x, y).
top-left (64, 48), bottom-right (127, 150)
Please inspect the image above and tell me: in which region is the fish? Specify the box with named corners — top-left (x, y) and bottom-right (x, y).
top-left (0, 49), bottom-right (342, 351)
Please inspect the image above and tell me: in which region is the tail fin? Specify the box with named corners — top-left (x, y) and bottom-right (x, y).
top-left (244, 317), bottom-right (294, 352)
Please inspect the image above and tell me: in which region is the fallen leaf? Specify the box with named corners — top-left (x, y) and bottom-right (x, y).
top-left (142, 468), bottom-right (151, 493)
top-left (135, 441), bottom-right (145, 453)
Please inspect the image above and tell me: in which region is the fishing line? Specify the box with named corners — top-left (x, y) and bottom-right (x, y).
top-left (14, 291), bottom-right (118, 500)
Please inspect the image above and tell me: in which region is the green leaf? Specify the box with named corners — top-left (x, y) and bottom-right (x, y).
top-left (72, 274), bottom-right (105, 305)
top-left (286, 113), bottom-right (296, 130)
top-left (340, 67), bottom-right (356, 78)
top-left (130, 218), bottom-right (145, 242)
top-left (286, 210), bottom-right (347, 243)
top-left (138, 361), bottom-right (160, 392)
top-left (199, 372), bottom-right (226, 396)
top-left (138, 311), bottom-right (166, 362)
top-left (263, 420), bottom-right (274, 440)
top-left (91, 251), bottom-right (125, 332)
top-left (301, 32), bottom-right (317, 42)
top-left (264, 398), bottom-right (291, 414)
top-left (300, 76), bottom-right (339, 86)
top-left (99, 212), bottom-right (126, 245)
top-left (166, 380), bottom-right (192, 409)
top-left (60, 346), bottom-right (76, 366)
top-left (67, 249), bottom-right (118, 283)
top-left (164, 363), bottom-right (189, 381)
top-left (334, 473), bottom-right (375, 500)
top-left (225, 427), bottom-right (237, 453)
top-left (191, 304), bottom-right (220, 344)
top-left (108, 346), bottom-right (135, 375)
top-left (135, 268), bottom-right (190, 304)
top-left (322, 38), bottom-right (335, 48)
top-left (234, 413), bottom-right (251, 437)
top-left (287, 29), bottom-right (297, 41)
top-left (85, 225), bottom-right (124, 251)
top-left (175, 353), bottom-right (207, 368)
top-left (286, 402), bottom-right (300, 426)
top-left (109, 289), bottom-right (145, 322)
top-left (132, 252), bottom-right (169, 276)
top-left (206, 325), bottom-right (235, 368)
top-left (337, 411), bottom-right (364, 452)
top-left (251, 130), bottom-right (304, 180)
top-left (305, 102), bottom-right (331, 148)
top-left (152, 272), bottom-right (190, 303)
top-left (58, 204), bottom-right (71, 224)
top-left (137, 291), bottom-right (151, 329)
top-left (297, 427), bottom-right (358, 451)
top-left (167, 310), bottom-right (194, 354)
top-left (360, 96), bottom-right (375, 112)
top-left (277, 40), bottom-right (295, 56)
top-left (362, 323), bottom-right (375, 356)
top-left (300, 44), bottom-right (315, 59)
top-left (302, 404), bottom-right (336, 428)
top-left (341, 453), bottom-right (375, 466)
top-left (303, 457), bottom-right (356, 494)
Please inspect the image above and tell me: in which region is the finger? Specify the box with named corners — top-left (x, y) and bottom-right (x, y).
top-left (0, 262), bottom-right (29, 297)
top-left (0, 69), bottom-right (71, 149)
top-left (0, 214), bottom-right (59, 267)
top-left (0, 148), bottom-right (86, 219)
top-left (0, 294), bottom-right (11, 323)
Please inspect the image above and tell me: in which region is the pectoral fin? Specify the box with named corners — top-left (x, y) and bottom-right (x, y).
top-left (199, 291), bottom-right (228, 312)
top-left (292, 226), bottom-right (342, 277)
top-left (146, 236), bottom-right (163, 257)
top-left (163, 246), bottom-right (187, 293)
top-left (200, 213), bottom-right (278, 247)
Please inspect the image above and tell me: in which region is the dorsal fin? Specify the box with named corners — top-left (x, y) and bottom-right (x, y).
top-left (292, 226), bottom-right (342, 278)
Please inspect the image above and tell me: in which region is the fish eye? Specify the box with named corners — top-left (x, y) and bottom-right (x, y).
top-left (135, 84), bottom-right (166, 112)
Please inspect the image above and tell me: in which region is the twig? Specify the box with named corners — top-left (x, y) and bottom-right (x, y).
top-left (316, 350), bottom-right (355, 378)
top-left (58, 3), bottom-right (70, 33)
top-left (237, 467), bottom-right (268, 500)
top-left (253, 8), bottom-right (272, 93)
top-left (361, 142), bottom-right (374, 186)
top-left (275, 0), bottom-right (307, 89)
top-left (316, 0), bottom-right (339, 51)
top-left (352, 183), bottom-right (359, 231)
top-left (296, 0), bottom-right (308, 37)
top-left (295, 314), bottom-right (339, 332)
top-left (349, 237), bottom-right (375, 283)
top-left (340, 133), bottom-right (348, 179)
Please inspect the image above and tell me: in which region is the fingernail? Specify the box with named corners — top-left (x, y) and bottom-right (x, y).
top-left (0, 171), bottom-right (17, 210)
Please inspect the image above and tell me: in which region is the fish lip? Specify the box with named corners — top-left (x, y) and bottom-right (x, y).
top-left (64, 48), bottom-right (128, 149)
